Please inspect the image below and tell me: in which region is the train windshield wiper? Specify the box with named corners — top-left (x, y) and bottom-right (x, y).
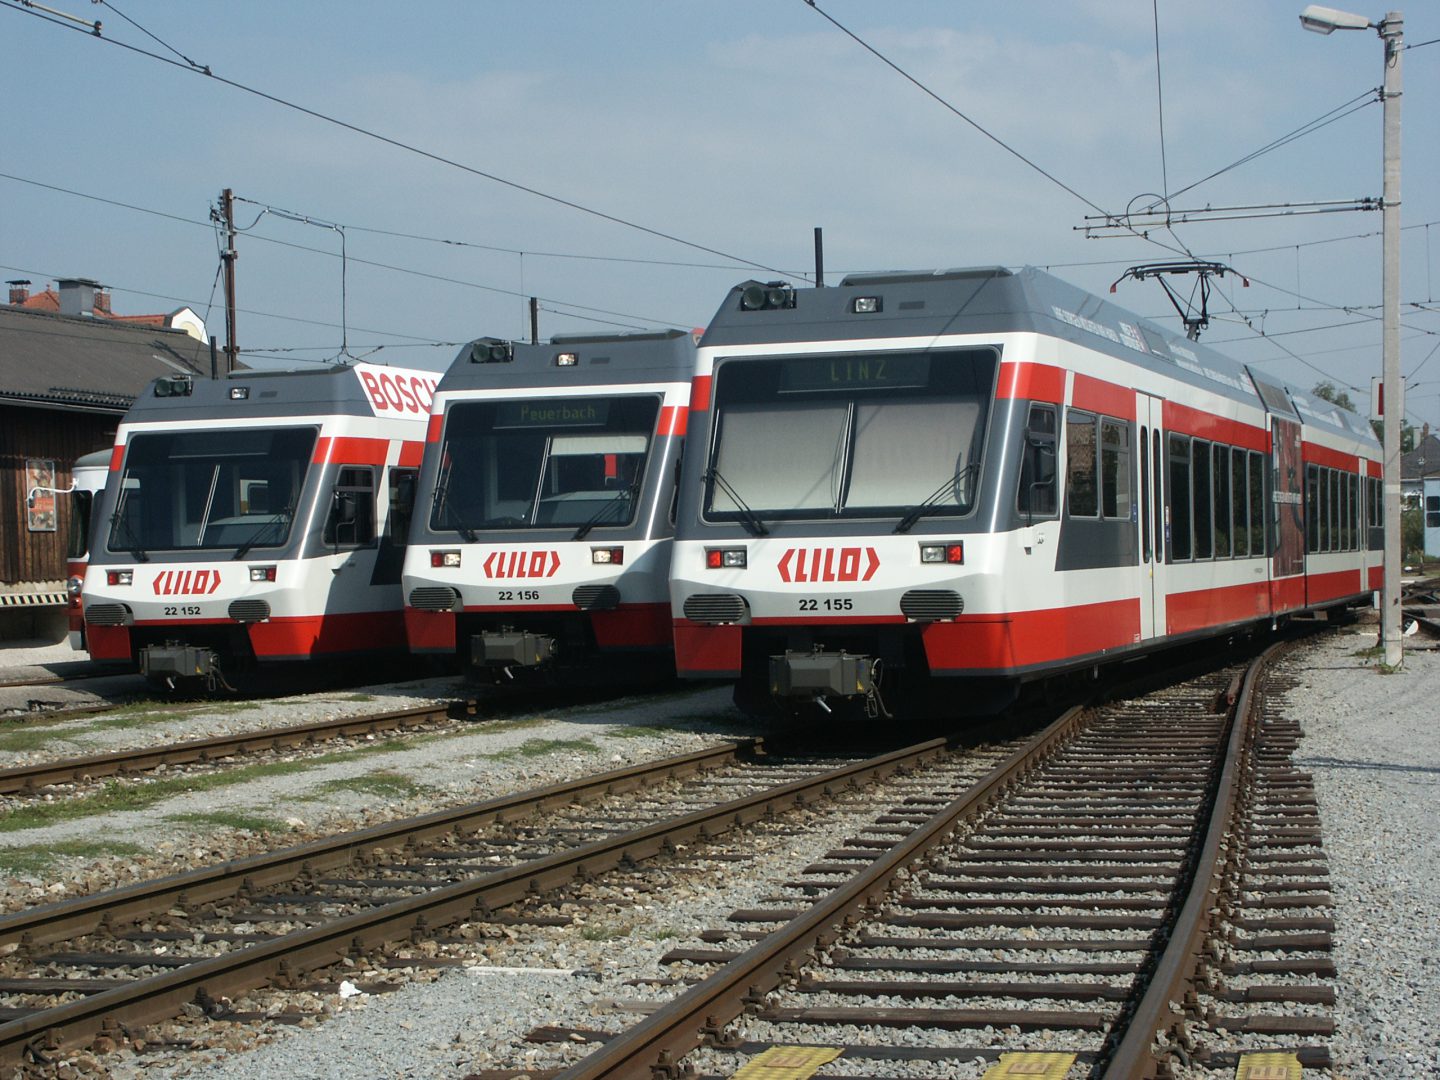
top-left (893, 463), bottom-right (977, 534)
top-left (430, 469), bottom-right (478, 542)
top-left (572, 486), bottom-right (636, 541)
top-left (110, 494), bottom-right (150, 562)
top-left (232, 504), bottom-right (294, 560)
top-left (704, 468), bottom-right (769, 537)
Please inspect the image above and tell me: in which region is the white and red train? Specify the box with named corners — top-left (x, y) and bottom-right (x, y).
top-left (402, 330), bottom-right (695, 682)
top-left (81, 363), bottom-right (437, 684)
top-left (668, 267), bottom-right (1380, 717)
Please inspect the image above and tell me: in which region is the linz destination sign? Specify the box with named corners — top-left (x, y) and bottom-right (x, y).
top-left (781, 354), bottom-right (929, 392)
top-left (495, 399), bottom-right (609, 428)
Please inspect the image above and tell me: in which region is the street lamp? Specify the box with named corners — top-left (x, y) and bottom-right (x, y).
top-left (1300, 6), bottom-right (1404, 666)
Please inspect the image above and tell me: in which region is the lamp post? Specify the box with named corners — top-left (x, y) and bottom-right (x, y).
top-left (1301, 6), bottom-right (1404, 666)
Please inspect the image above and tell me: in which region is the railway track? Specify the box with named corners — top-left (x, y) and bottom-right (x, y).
top-left (499, 641), bottom-right (1332, 1079)
top-left (0, 700), bottom-right (462, 795)
top-left (0, 733), bottom-right (998, 1067)
top-left (0, 637), bottom-right (1332, 1075)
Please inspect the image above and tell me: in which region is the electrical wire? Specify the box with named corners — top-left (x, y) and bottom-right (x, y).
top-left (1, 1), bottom-right (804, 281)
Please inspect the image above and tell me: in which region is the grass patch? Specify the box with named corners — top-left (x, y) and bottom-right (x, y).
top-left (1352, 644), bottom-right (1384, 658)
top-left (0, 759), bottom-right (316, 834)
top-left (0, 728), bottom-right (84, 754)
top-left (480, 738), bottom-right (600, 761)
top-left (166, 810), bottom-right (288, 834)
top-left (0, 839), bottom-right (147, 877)
top-left (313, 772), bottom-right (429, 800)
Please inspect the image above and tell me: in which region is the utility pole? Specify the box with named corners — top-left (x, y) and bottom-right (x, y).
top-left (1379, 11), bottom-right (1404, 668)
top-left (220, 188), bottom-right (238, 375)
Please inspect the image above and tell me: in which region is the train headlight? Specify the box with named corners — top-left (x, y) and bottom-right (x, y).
top-left (738, 282), bottom-right (796, 311)
top-left (591, 546), bottom-right (624, 565)
top-left (851, 296), bottom-right (882, 314)
top-left (919, 542), bottom-right (964, 565)
top-left (67, 576), bottom-right (83, 597)
top-left (431, 550), bottom-right (462, 568)
top-left (229, 386), bottom-right (250, 400)
top-left (107, 569), bottom-right (133, 586)
top-left (555, 352), bottom-right (579, 367)
top-left (705, 547), bottom-right (747, 569)
top-left (249, 565), bottom-right (277, 582)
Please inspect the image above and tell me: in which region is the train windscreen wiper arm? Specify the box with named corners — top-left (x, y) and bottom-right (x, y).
top-left (703, 468), bottom-right (769, 537)
top-left (893, 463), bottom-right (977, 534)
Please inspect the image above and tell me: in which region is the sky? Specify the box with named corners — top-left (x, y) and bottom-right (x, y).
top-left (4, 1), bottom-right (1439, 428)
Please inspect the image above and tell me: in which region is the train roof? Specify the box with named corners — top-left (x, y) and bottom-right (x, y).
top-left (118, 362), bottom-right (438, 424)
top-left (699, 266), bottom-right (1376, 448)
top-left (435, 329), bottom-right (695, 394)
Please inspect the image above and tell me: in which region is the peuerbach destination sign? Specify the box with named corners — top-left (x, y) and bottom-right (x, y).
top-left (494, 399), bottom-right (610, 428)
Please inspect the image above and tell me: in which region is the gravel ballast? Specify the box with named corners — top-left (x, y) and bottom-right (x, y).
top-left (1, 627), bottom-right (1435, 1078)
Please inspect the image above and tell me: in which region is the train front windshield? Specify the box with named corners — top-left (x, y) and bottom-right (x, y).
top-left (430, 395), bottom-right (660, 533)
top-left (703, 349), bottom-right (997, 523)
top-left (108, 427), bottom-right (317, 554)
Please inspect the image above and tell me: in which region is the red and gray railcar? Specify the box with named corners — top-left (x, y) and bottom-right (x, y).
top-left (402, 331), bottom-right (694, 682)
top-left (669, 266), bottom-right (1379, 717)
top-left (82, 363), bottom-right (437, 685)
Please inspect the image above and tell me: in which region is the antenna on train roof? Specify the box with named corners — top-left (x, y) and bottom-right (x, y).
top-left (1110, 260), bottom-right (1248, 341)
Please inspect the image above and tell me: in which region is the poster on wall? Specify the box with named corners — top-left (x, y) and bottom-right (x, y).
top-left (25, 458), bottom-right (58, 532)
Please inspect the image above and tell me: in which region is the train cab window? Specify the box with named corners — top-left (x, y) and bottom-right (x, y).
top-left (109, 427), bottom-right (316, 554)
top-left (1192, 440), bottom-right (1213, 559)
top-left (387, 467), bottom-right (418, 544)
top-left (1065, 410), bottom-right (1098, 518)
top-left (1100, 419), bottom-right (1131, 520)
top-left (1168, 434), bottom-right (1192, 561)
top-left (325, 467), bottom-right (376, 548)
top-left (1017, 404), bottom-right (1057, 519)
top-left (703, 348), bottom-right (996, 524)
top-left (1213, 445), bottom-right (1231, 557)
top-left (66, 490), bottom-right (93, 561)
top-left (1232, 449), bottom-right (1249, 557)
top-left (1248, 451), bottom-right (1266, 555)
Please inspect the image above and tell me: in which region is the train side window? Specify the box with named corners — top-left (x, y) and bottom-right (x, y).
top-left (1168, 433), bottom-right (1192, 561)
top-left (1369, 475), bottom-right (1381, 528)
top-left (1305, 464), bottom-right (1319, 554)
top-left (1232, 449), bottom-right (1249, 557)
top-left (1100, 419), bottom-right (1131, 520)
top-left (1331, 469), bottom-right (1342, 551)
top-left (1341, 472), bottom-right (1352, 550)
top-left (1322, 468), bottom-right (1334, 551)
top-left (325, 466), bottom-right (376, 548)
top-left (1017, 404), bottom-right (1058, 519)
top-left (1065, 410), bottom-right (1098, 518)
top-left (387, 467), bottom-right (418, 544)
top-left (1213, 444), bottom-right (1231, 557)
top-left (1248, 451), bottom-right (1266, 555)
top-left (1192, 439), bottom-right (1213, 559)
top-left (1347, 478), bottom-right (1359, 550)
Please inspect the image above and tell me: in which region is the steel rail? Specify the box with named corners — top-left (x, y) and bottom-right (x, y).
top-left (0, 701), bottom-right (460, 794)
top-left (0, 737), bottom-right (949, 1065)
top-left (0, 741), bottom-right (752, 951)
top-left (552, 705), bottom-right (1089, 1080)
top-left (1097, 642), bottom-right (1283, 1076)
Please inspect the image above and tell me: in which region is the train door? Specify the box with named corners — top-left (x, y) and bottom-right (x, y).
top-left (1271, 416), bottom-right (1305, 612)
top-left (1137, 394), bottom-right (1167, 639)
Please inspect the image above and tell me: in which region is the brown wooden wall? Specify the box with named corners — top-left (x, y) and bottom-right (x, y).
top-left (0, 404), bottom-right (118, 587)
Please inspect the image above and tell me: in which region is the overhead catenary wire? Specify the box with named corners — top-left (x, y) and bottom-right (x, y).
top-left (1, 0), bottom-right (805, 282)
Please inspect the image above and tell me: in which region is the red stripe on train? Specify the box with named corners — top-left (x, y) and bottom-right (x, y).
top-left (995, 362), bottom-right (1065, 404)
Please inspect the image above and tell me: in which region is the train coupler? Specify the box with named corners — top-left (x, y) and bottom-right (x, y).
top-left (470, 630), bottom-right (557, 672)
top-left (768, 649), bottom-right (874, 705)
top-left (138, 642), bottom-right (231, 691)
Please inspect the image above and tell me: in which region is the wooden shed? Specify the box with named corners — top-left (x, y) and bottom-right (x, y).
top-left (0, 302), bottom-right (211, 638)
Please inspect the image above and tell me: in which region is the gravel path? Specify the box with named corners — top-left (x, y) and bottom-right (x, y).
top-left (2, 628), bottom-right (1435, 1078)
